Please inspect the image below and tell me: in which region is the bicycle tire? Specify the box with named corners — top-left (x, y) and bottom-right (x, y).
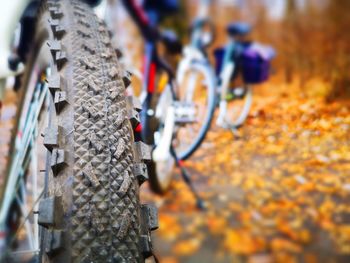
top-left (147, 156), bottom-right (175, 195)
top-left (220, 85), bottom-right (252, 129)
top-left (175, 60), bottom-right (216, 160)
top-left (3, 0), bottom-right (157, 262)
top-left (144, 61), bottom-right (216, 195)
top-left (143, 88), bottom-right (176, 195)
top-left (230, 85), bottom-right (252, 128)
top-left (140, 84), bottom-right (174, 194)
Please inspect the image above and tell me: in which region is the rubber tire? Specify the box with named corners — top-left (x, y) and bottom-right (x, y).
top-left (141, 94), bottom-right (169, 195)
top-left (141, 88), bottom-right (176, 195)
top-left (147, 154), bottom-right (174, 195)
top-left (18, 1), bottom-right (152, 262)
top-left (144, 61), bottom-right (216, 194)
top-left (227, 85), bottom-right (252, 128)
top-left (175, 61), bottom-right (216, 160)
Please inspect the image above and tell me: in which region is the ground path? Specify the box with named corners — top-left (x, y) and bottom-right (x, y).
top-left (142, 81), bottom-right (350, 263)
top-left (1, 74), bottom-right (349, 263)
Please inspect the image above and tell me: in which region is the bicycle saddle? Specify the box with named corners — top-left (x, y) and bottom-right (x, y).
top-left (226, 22), bottom-right (252, 37)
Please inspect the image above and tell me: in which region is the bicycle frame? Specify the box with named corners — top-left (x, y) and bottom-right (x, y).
top-left (142, 41), bottom-right (177, 104)
top-left (178, 17), bottom-right (252, 130)
top-left (176, 0), bottom-right (215, 82)
top-left (216, 36), bottom-right (254, 129)
top-left (141, 36), bottom-right (178, 162)
top-left (217, 40), bottom-right (237, 123)
top-left (176, 16), bottom-right (214, 86)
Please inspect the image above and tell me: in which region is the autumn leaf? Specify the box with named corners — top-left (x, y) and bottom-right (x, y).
top-left (297, 182), bottom-right (316, 192)
top-left (224, 229), bottom-right (266, 254)
top-left (270, 238), bottom-right (302, 253)
top-left (207, 215), bottom-right (227, 235)
top-left (173, 238), bottom-right (201, 256)
top-left (158, 214), bottom-right (182, 241)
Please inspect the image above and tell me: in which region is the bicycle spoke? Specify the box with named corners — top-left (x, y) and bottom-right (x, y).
top-left (3, 78), bottom-right (49, 259)
top-left (6, 189), bottom-right (44, 254)
top-left (31, 139), bottom-right (40, 251)
top-left (16, 186), bottom-right (35, 251)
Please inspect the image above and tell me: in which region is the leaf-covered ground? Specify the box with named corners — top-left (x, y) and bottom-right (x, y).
top-left (142, 81), bottom-right (350, 263)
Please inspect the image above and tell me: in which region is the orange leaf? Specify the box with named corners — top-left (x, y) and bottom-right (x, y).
top-left (173, 238), bottom-right (201, 256)
top-left (297, 182), bottom-right (315, 192)
top-left (207, 216), bottom-right (227, 235)
top-left (270, 238), bottom-right (302, 253)
top-left (224, 229), bottom-right (266, 255)
top-left (158, 214), bottom-right (181, 241)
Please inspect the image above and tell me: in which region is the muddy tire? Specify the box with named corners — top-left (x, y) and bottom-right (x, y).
top-left (24, 0), bottom-right (157, 262)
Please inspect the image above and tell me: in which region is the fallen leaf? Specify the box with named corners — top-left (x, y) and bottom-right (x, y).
top-left (270, 238), bottom-right (302, 253)
top-left (224, 229), bottom-right (266, 254)
top-left (173, 238), bottom-right (201, 256)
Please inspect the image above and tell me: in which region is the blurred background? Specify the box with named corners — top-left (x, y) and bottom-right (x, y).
top-left (135, 1), bottom-right (350, 262)
top-left (1, 0), bottom-right (350, 262)
top-left (114, 0), bottom-right (350, 100)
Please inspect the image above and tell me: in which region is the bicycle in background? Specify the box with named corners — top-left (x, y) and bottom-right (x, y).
top-left (175, 0), bottom-right (217, 160)
top-left (175, 1), bottom-right (275, 158)
top-left (214, 22), bottom-right (275, 130)
top-left (122, 0), bottom-right (185, 195)
top-left (122, 0), bottom-right (208, 204)
top-left (120, 0), bottom-right (274, 199)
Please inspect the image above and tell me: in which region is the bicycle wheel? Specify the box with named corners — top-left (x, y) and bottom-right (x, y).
top-left (218, 85), bottom-right (252, 129)
top-left (0, 1), bottom-right (156, 262)
top-left (174, 60), bottom-right (216, 160)
top-left (143, 86), bottom-right (176, 195)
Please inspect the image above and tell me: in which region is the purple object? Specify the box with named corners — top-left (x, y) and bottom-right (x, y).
top-left (241, 43), bottom-right (275, 84)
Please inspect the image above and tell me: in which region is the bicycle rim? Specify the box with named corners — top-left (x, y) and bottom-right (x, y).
top-left (147, 87), bottom-right (175, 195)
top-left (174, 61), bottom-right (216, 160)
top-left (224, 85), bottom-right (252, 128)
top-left (1, 40), bottom-right (52, 262)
